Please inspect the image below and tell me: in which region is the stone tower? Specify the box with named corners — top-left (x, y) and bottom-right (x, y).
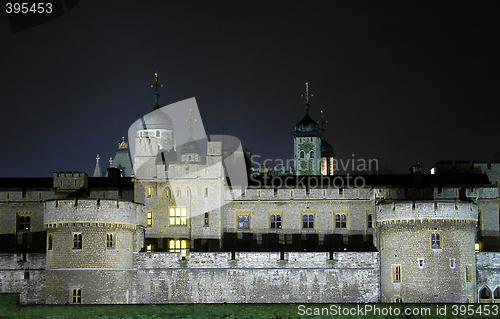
top-left (294, 82), bottom-right (321, 175)
top-left (377, 196), bottom-right (477, 303)
top-left (44, 173), bottom-right (144, 304)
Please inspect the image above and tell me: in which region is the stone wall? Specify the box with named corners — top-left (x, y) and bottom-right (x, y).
top-left (132, 251), bottom-right (379, 304)
top-left (476, 252), bottom-right (500, 301)
top-left (0, 253), bottom-right (45, 304)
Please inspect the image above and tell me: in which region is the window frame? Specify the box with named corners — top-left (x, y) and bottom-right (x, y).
top-left (431, 230), bottom-right (441, 249)
top-left (392, 264), bottom-right (401, 283)
top-left (169, 207), bottom-right (188, 226)
top-left (72, 232), bottom-right (82, 250)
top-left (70, 287), bottom-right (82, 304)
top-left (302, 211), bottom-right (315, 229)
top-left (106, 233), bottom-right (115, 249)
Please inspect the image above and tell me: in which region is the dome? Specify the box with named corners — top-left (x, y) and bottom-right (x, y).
top-left (321, 138), bottom-right (335, 157)
top-left (181, 136), bottom-right (201, 154)
top-left (138, 109), bottom-right (174, 131)
top-left (293, 104), bottom-right (321, 137)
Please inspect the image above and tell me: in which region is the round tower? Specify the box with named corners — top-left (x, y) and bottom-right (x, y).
top-left (44, 199), bottom-right (144, 304)
top-left (377, 200), bottom-right (477, 303)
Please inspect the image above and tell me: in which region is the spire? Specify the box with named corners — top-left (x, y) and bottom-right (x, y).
top-left (151, 71), bottom-right (163, 111)
top-left (93, 155), bottom-right (103, 177)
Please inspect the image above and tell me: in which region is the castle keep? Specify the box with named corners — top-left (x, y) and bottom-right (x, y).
top-left (1, 81), bottom-right (500, 304)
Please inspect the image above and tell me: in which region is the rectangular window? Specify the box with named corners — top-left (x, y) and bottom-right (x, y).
top-left (106, 233), bottom-right (115, 249)
top-left (338, 188), bottom-right (343, 195)
top-left (146, 212), bottom-right (153, 226)
top-left (147, 187), bottom-right (153, 198)
top-left (270, 214), bottom-right (282, 229)
top-left (392, 265), bottom-right (401, 283)
top-left (335, 214), bottom-right (347, 228)
top-left (465, 265), bottom-right (472, 282)
top-left (169, 239), bottom-right (189, 256)
top-left (169, 207), bottom-right (187, 226)
top-left (47, 234), bottom-right (53, 251)
top-left (431, 231), bottom-right (441, 249)
top-left (72, 233), bottom-right (82, 249)
top-left (367, 214), bottom-right (373, 229)
top-left (24, 271), bottom-right (29, 280)
top-left (205, 187), bottom-right (209, 197)
top-left (204, 212), bottom-right (209, 226)
top-left (6, 192), bottom-right (10, 200)
top-left (71, 288), bottom-right (82, 304)
top-left (238, 214), bottom-right (250, 229)
top-left (450, 259), bottom-right (456, 269)
top-left (38, 192), bottom-right (42, 200)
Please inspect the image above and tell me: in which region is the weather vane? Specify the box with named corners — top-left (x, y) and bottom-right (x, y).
top-left (301, 81), bottom-right (313, 104)
top-left (151, 71), bottom-right (164, 110)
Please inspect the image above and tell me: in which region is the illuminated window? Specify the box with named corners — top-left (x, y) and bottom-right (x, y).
top-left (204, 212), bottom-right (209, 226)
top-left (270, 214), bottom-right (282, 229)
top-left (169, 207), bottom-right (187, 226)
top-left (431, 231), bottom-right (441, 249)
top-left (238, 215), bottom-right (250, 229)
top-left (367, 214), bottom-right (373, 229)
top-left (147, 187), bottom-right (153, 198)
top-left (465, 265), bottom-right (472, 282)
top-left (47, 234), bottom-right (53, 251)
top-left (302, 214), bottom-right (314, 229)
top-left (146, 243), bottom-right (153, 252)
top-left (169, 239), bottom-right (189, 256)
top-left (73, 233), bottom-right (82, 249)
top-left (392, 265), bottom-right (401, 282)
top-left (70, 288), bottom-right (82, 304)
top-left (106, 233), bottom-right (115, 249)
top-left (335, 214), bottom-right (347, 228)
top-left (146, 212), bottom-right (153, 226)
top-left (18, 215), bottom-right (31, 230)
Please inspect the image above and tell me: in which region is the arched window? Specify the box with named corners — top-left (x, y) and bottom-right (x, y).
top-left (367, 214), bottom-right (373, 228)
top-left (300, 151), bottom-right (305, 159)
top-left (310, 151), bottom-right (314, 158)
top-left (156, 130), bottom-right (160, 137)
top-left (165, 187), bottom-right (170, 198)
top-left (480, 287), bottom-right (492, 303)
top-left (494, 287), bottom-right (500, 303)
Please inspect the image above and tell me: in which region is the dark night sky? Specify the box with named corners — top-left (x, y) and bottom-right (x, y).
top-left (1, 1), bottom-right (500, 177)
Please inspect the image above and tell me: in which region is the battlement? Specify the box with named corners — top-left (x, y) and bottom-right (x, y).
top-left (377, 200), bottom-right (478, 224)
top-left (225, 186), bottom-right (371, 201)
top-left (44, 199), bottom-right (144, 226)
top-left (53, 172), bottom-right (88, 190)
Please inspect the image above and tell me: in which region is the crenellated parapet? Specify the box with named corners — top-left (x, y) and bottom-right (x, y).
top-left (44, 199), bottom-right (144, 228)
top-left (377, 201), bottom-right (478, 226)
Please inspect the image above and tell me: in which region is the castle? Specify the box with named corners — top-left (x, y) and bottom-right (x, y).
top-left (1, 80), bottom-right (500, 305)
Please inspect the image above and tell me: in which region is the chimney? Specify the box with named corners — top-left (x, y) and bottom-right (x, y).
top-left (410, 163), bottom-right (423, 184)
